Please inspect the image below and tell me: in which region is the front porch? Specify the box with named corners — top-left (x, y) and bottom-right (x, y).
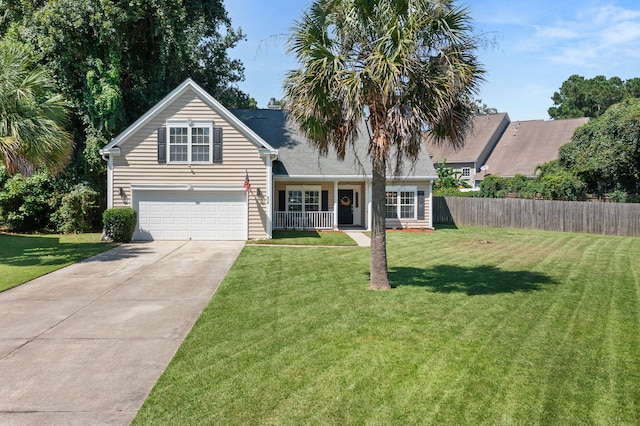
top-left (270, 179), bottom-right (432, 233)
top-left (273, 181), bottom-right (368, 231)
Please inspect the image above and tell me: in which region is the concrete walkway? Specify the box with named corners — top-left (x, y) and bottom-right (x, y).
top-left (0, 240), bottom-right (244, 426)
top-left (342, 229), bottom-right (371, 247)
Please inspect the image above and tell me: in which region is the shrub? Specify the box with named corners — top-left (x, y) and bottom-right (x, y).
top-left (506, 174), bottom-right (538, 198)
top-left (538, 170), bottom-right (586, 200)
top-left (0, 171), bottom-right (59, 232)
top-left (102, 207), bottom-right (137, 242)
top-left (433, 188), bottom-right (479, 197)
top-left (52, 183), bottom-right (99, 233)
top-left (479, 175), bottom-right (508, 198)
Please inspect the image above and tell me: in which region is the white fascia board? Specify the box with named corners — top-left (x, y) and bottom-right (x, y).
top-left (274, 175), bottom-right (436, 182)
top-left (131, 184), bottom-right (245, 192)
top-left (274, 175), bottom-right (371, 182)
top-left (102, 79), bottom-right (278, 155)
top-left (387, 175), bottom-right (437, 181)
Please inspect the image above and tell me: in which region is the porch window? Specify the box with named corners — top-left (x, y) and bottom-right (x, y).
top-left (385, 186), bottom-right (417, 219)
top-left (167, 120), bottom-right (214, 163)
top-left (286, 186), bottom-right (321, 212)
top-left (385, 191), bottom-right (398, 218)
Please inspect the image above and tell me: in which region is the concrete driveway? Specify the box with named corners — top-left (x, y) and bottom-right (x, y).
top-left (0, 240), bottom-right (244, 426)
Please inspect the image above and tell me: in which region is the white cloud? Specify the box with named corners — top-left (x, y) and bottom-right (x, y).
top-left (522, 2), bottom-right (640, 68)
top-left (600, 21), bottom-right (640, 45)
top-left (534, 25), bottom-right (579, 40)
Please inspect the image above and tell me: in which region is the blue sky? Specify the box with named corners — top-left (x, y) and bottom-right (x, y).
top-left (224, 0), bottom-right (640, 121)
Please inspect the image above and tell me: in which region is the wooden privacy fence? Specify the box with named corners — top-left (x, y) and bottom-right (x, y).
top-left (433, 197), bottom-right (640, 237)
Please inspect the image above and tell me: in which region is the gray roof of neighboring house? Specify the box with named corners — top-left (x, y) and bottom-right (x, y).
top-left (427, 113), bottom-right (510, 164)
top-left (482, 117), bottom-right (590, 178)
top-left (230, 109), bottom-right (437, 179)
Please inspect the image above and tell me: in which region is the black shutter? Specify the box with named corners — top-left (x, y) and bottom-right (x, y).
top-left (157, 127), bottom-right (166, 163)
top-left (321, 190), bottom-right (329, 211)
top-left (213, 127), bottom-right (223, 163)
top-left (278, 190), bottom-right (286, 211)
top-left (417, 190), bottom-right (425, 220)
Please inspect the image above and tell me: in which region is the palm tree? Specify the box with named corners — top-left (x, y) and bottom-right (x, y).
top-left (284, 0), bottom-right (485, 289)
top-left (0, 40), bottom-right (71, 176)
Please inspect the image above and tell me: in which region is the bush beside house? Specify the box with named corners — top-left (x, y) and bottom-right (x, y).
top-left (102, 207), bottom-right (137, 242)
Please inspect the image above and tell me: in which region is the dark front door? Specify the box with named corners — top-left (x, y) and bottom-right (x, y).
top-left (338, 189), bottom-right (353, 225)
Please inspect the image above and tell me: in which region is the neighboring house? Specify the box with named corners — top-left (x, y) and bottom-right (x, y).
top-left (429, 114), bottom-right (589, 188)
top-left (478, 117), bottom-right (590, 180)
top-left (428, 113), bottom-right (510, 189)
top-left (100, 79), bottom-right (437, 241)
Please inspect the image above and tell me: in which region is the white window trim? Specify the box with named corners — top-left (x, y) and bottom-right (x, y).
top-left (166, 120), bottom-right (214, 164)
top-left (461, 167), bottom-right (471, 177)
top-left (286, 185), bottom-right (321, 213)
top-left (386, 185), bottom-right (418, 220)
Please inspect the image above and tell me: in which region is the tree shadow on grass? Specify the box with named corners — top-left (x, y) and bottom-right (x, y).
top-left (0, 234), bottom-right (150, 267)
top-left (389, 265), bottom-right (558, 295)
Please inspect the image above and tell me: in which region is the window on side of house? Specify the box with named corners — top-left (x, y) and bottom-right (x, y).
top-left (385, 186), bottom-right (417, 219)
top-left (167, 120), bottom-right (213, 163)
top-left (462, 167), bottom-right (471, 177)
top-left (286, 186), bottom-right (321, 213)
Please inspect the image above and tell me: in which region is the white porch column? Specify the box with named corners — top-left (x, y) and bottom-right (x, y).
top-left (333, 180), bottom-right (339, 229)
top-left (265, 156), bottom-right (273, 238)
top-left (366, 180), bottom-right (372, 231)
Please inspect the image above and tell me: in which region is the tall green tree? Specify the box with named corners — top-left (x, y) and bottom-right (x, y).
top-left (284, 0), bottom-right (484, 289)
top-left (548, 74), bottom-right (640, 119)
top-left (0, 40), bottom-right (71, 175)
top-left (558, 97), bottom-right (640, 198)
top-left (1, 0), bottom-right (252, 187)
top-left (470, 98), bottom-right (498, 115)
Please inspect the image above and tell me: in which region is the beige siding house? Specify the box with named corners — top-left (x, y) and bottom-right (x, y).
top-left (101, 79), bottom-right (437, 241)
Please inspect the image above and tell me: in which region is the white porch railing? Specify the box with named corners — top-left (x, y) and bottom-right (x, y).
top-left (273, 211), bottom-right (334, 230)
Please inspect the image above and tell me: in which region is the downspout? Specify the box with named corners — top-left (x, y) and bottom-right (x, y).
top-left (99, 147), bottom-right (118, 209)
top-left (266, 154), bottom-right (274, 238)
top-left (106, 155), bottom-right (114, 209)
top-left (259, 149), bottom-right (277, 239)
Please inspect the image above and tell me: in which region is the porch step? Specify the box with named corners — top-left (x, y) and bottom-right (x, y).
top-left (342, 230), bottom-right (370, 247)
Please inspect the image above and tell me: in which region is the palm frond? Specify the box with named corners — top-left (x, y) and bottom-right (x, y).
top-left (285, 0), bottom-right (485, 167)
top-left (0, 40), bottom-right (71, 175)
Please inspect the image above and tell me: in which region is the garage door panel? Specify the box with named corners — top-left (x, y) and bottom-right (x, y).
top-left (133, 190), bottom-right (247, 241)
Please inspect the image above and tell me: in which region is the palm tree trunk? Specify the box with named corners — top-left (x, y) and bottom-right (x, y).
top-left (370, 154), bottom-right (391, 290)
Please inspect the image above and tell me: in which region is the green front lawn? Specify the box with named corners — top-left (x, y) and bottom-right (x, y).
top-left (135, 227), bottom-right (640, 424)
top-left (0, 233), bottom-right (117, 292)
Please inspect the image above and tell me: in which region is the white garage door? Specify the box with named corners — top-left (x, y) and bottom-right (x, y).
top-left (133, 190), bottom-right (247, 241)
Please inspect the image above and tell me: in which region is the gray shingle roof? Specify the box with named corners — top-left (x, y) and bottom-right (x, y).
top-left (483, 117), bottom-right (589, 177)
top-left (427, 113), bottom-right (510, 163)
top-left (230, 109), bottom-right (437, 179)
